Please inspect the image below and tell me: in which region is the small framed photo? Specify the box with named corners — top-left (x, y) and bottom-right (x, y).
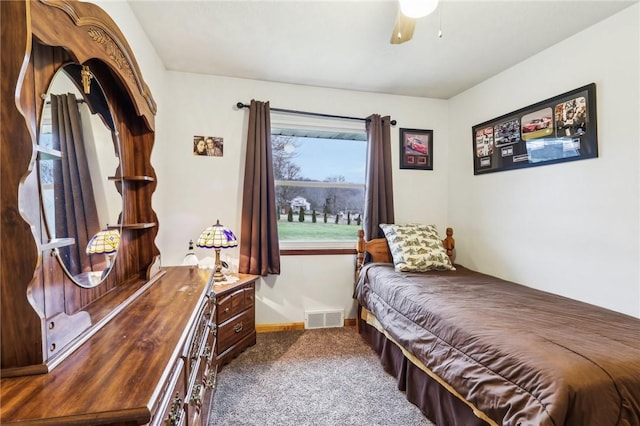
top-left (400, 128), bottom-right (433, 170)
top-left (193, 135), bottom-right (224, 157)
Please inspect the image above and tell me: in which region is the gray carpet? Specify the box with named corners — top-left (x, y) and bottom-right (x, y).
top-left (209, 327), bottom-right (434, 426)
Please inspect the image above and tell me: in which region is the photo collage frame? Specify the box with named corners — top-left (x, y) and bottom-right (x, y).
top-left (472, 83), bottom-right (598, 175)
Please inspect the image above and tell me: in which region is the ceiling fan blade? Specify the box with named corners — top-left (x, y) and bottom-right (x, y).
top-left (390, 11), bottom-right (416, 44)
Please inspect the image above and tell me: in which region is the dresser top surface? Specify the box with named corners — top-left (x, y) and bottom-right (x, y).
top-left (211, 273), bottom-right (259, 296)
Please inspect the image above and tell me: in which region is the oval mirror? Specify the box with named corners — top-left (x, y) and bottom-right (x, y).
top-left (38, 63), bottom-right (123, 288)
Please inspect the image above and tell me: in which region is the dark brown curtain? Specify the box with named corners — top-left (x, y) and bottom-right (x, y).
top-left (51, 93), bottom-right (100, 274)
top-left (364, 114), bottom-right (395, 240)
top-left (239, 100), bottom-right (281, 275)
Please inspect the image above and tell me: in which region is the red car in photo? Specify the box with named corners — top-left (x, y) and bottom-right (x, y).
top-left (522, 116), bottom-right (551, 133)
top-left (408, 137), bottom-right (428, 154)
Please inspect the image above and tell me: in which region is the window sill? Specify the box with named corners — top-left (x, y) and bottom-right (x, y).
top-left (280, 248), bottom-right (356, 256)
top-left (279, 240), bottom-right (357, 256)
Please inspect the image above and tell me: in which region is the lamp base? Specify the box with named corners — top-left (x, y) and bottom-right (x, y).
top-left (213, 269), bottom-right (226, 282)
top-left (213, 248), bottom-right (225, 282)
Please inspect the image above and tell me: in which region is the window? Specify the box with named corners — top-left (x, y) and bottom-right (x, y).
top-left (271, 115), bottom-right (366, 249)
top-left (39, 103), bottom-right (56, 234)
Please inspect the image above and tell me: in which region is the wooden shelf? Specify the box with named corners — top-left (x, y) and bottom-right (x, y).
top-left (35, 145), bottom-right (62, 160)
top-left (41, 238), bottom-right (75, 251)
top-left (108, 222), bottom-right (157, 230)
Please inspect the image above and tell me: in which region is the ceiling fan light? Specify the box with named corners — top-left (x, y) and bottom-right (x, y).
top-left (399, 0), bottom-right (439, 18)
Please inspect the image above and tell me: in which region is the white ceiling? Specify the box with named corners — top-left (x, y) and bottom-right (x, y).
top-left (128, 0), bottom-right (636, 99)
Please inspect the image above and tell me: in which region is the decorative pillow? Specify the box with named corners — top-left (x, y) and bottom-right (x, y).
top-left (379, 223), bottom-right (455, 272)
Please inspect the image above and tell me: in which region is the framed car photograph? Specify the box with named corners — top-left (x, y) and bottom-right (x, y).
top-left (400, 128), bottom-right (433, 170)
top-left (472, 83), bottom-right (597, 175)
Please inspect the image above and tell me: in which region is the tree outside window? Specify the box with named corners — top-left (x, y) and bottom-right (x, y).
top-left (271, 133), bottom-right (366, 243)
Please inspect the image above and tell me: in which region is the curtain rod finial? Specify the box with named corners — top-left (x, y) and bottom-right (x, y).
top-left (236, 102), bottom-right (247, 109)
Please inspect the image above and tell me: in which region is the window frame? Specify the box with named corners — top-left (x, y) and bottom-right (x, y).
top-left (271, 113), bottom-right (366, 252)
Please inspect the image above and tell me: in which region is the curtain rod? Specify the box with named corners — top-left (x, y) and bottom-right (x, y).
top-left (236, 102), bottom-right (396, 126)
top-left (45, 98), bottom-right (85, 105)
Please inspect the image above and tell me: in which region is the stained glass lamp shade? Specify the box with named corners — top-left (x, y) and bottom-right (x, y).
top-left (196, 220), bottom-right (238, 282)
top-left (86, 229), bottom-right (120, 267)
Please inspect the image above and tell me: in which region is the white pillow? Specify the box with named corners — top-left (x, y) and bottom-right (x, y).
top-left (379, 223), bottom-right (455, 272)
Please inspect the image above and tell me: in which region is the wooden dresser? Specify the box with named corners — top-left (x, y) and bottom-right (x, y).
top-left (214, 275), bottom-right (259, 369)
top-left (0, 267), bottom-right (217, 425)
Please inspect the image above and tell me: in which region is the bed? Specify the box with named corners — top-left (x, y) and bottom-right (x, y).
top-left (354, 225), bottom-right (640, 426)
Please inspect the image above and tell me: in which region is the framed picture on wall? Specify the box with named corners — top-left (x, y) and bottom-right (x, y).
top-left (472, 83), bottom-right (598, 175)
top-left (193, 135), bottom-right (224, 157)
top-left (400, 128), bottom-right (433, 170)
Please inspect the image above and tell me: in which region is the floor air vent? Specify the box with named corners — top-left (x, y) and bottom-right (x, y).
top-left (304, 309), bottom-right (344, 329)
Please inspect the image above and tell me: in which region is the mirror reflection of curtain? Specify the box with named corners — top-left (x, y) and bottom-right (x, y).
top-left (51, 93), bottom-right (101, 275)
top-left (239, 99), bottom-right (281, 276)
top-left (364, 114), bottom-right (395, 240)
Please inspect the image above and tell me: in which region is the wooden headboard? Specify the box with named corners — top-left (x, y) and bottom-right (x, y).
top-left (355, 227), bottom-right (455, 277)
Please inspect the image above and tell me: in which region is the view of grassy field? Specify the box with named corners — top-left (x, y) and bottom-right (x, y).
top-left (277, 220), bottom-right (360, 240)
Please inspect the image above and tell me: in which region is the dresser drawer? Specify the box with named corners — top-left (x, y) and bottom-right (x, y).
top-left (217, 307), bottom-right (255, 354)
top-left (217, 283), bottom-right (254, 324)
top-left (200, 319), bottom-right (217, 390)
top-left (181, 302), bottom-right (210, 400)
top-left (212, 275), bottom-right (258, 371)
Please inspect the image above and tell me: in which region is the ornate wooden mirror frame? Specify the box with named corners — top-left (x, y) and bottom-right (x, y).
top-left (1, 0), bottom-right (161, 377)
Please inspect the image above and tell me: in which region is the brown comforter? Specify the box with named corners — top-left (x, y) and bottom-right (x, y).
top-left (354, 263), bottom-right (640, 426)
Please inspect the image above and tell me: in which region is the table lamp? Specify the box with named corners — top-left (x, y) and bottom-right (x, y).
top-left (196, 220), bottom-right (238, 282)
top-left (86, 229), bottom-right (120, 268)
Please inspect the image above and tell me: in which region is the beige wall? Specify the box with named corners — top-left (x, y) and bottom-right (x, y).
top-left (156, 72), bottom-right (449, 323)
top-left (100, 1), bottom-right (639, 320)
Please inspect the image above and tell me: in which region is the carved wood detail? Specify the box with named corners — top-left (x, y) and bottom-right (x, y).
top-left (87, 27), bottom-right (135, 83)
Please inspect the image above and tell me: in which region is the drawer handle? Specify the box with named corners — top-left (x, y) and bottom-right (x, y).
top-left (205, 368), bottom-right (218, 390)
top-left (202, 345), bottom-right (212, 360)
top-left (168, 393), bottom-right (183, 426)
top-left (190, 384), bottom-right (203, 408)
top-left (224, 307), bottom-right (230, 313)
top-left (233, 322), bottom-right (243, 333)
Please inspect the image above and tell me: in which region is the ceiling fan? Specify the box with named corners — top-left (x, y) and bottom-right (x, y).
top-left (390, 0), bottom-right (440, 44)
